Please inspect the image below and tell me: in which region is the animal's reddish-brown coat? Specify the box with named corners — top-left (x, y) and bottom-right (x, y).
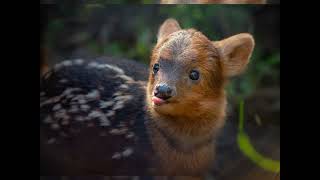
top-left (146, 19), bottom-right (254, 176)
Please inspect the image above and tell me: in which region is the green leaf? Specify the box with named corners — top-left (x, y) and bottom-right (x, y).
top-left (237, 100), bottom-right (280, 173)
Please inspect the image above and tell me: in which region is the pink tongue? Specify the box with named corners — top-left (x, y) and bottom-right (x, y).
top-left (152, 96), bottom-right (165, 105)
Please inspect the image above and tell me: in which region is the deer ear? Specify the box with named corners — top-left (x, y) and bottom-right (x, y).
top-left (157, 18), bottom-right (181, 43)
top-left (213, 33), bottom-right (254, 77)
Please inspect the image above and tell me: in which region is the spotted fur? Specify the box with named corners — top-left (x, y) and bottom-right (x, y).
top-left (40, 57), bottom-right (150, 175)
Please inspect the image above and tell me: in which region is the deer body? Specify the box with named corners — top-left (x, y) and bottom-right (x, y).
top-left (40, 19), bottom-right (254, 177)
top-left (40, 57), bottom-right (152, 175)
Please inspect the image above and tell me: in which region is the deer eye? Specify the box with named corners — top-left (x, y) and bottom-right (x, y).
top-left (189, 70), bottom-right (200, 80)
top-left (153, 63), bottom-right (160, 74)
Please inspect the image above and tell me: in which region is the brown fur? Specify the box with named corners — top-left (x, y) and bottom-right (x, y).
top-left (146, 19), bottom-right (254, 177)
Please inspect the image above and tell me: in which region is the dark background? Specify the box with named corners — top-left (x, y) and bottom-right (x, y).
top-left (40, 4), bottom-right (279, 180)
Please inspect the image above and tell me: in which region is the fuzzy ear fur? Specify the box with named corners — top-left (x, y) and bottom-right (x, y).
top-left (213, 33), bottom-right (254, 77)
top-left (157, 18), bottom-right (181, 43)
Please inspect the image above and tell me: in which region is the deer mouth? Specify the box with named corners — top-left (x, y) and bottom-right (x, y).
top-left (151, 96), bottom-right (167, 106)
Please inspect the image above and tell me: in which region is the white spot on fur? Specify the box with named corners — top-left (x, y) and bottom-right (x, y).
top-left (104, 64), bottom-right (125, 74)
top-left (88, 110), bottom-right (100, 118)
top-left (74, 59), bottom-right (84, 65)
top-left (78, 99), bottom-right (87, 104)
top-left (117, 74), bottom-right (134, 82)
top-left (100, 101), bottom-right (114, 109)
top-left (118, 122), bottom-right (126, 127)
top-left (71, 94), bottom-right (84, 102)
top-left (96, 64), bottom-right (107, 69)
top-left (41, 89), bottom-right (80, 108)
top-left (96, 63), bottom-right (137, 83)
top-left (52, 104), bottom-right (62, 111)
top-left (105, 110), bottom-right (115, 117)
top-left (40, 98), bottom-right (54, 107)
top-left (99, 118), bottom-right (110, 127)
top-left (86, 90), bottom-right (100, 100)
top-left (114, 95), bottom-right (133, 101)
top-left (80, 104), bottom-right (90, 112)
top-left (119, 84), bottom-right (129, 89)
top-left (62, 60), bottom-right (72, 66)
top-left (68, 105), bottom-right (79, 113)
top-left (111, 152), bottom-right (121, 159)
top-left (95, 112), bottom-right (110, 126)
top-left (113, 92), bottom-right (123, 96)
top-left (112, 101), bottom-right (125, 110)
top-left (122, 147), bottom-right (133, 157)
top-left (109, 128), bottom-right (128, 135)
top-left (88, 110), bottom-right (105, 121)
top-left (88, 62), bottom-right (99, 68)
top-left (54, 109), bottom-right (67, 119)
top-left (126, 132), bottom-right (135, 139)
top-left (62, 88), bottom-right (82, 96)
top-left (59, 79), bottom-right (68, 83)
top-left (75, 116), bottom-right (85, 122)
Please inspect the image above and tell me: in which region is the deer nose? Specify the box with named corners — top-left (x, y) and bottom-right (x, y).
top-left (154, 84), bottom-right (172, 100)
